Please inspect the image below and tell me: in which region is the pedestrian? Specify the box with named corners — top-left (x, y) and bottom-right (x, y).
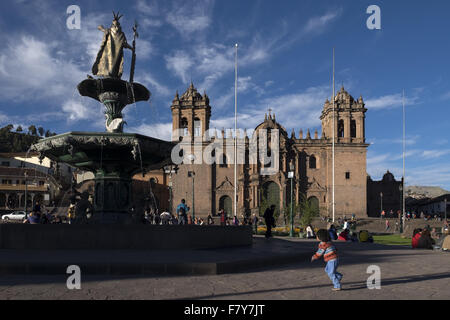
top-left (381, 210), bottom-right (385, 219)
top-left (385, 219), bottom-right (390, 231)
top-left (220, 209), bottom-right (226, 226)
top-left (263, 205), bottom-right (276, 238)
top-left (233, 216), bottom-right (240, 226)
top-left (328, 224), bottom-right (338, 241)
top-left (343, 219), bottom-right (349, 230)
top-left (306, 225), bottom-right (315, 239)
top-left (187, 214), bottom-right (193, 225)
top-left (311, 229), bottom-right (343, 291)
top-left (23, 212), bottom-right (40, 224)
top-left (252, 214), bottom-right (259, 235)
top-left (67, 204), bottom-right (75, 225)
top-left (154, 213), bottom-right (161, 225)
top-left (417, 229), bottom-right (435, 249)
top-left (176, 199), bottom-right (189, 225)
top-left (337, 229), bottom-right (349, 241)
top-left (207, 214), bottom-right (214, 225)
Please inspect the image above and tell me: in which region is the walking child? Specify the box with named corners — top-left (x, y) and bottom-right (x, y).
top-left (311, 229), bottom-right (343, 291)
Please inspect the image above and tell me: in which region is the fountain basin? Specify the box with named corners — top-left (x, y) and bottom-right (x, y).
top-left (77, 78), bottom-right (150, 104)
top-left (31, 132), bottom-right (175, 224)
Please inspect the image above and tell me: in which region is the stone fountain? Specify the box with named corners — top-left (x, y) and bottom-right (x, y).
top-left (30, 12), bottom-right (174, 224)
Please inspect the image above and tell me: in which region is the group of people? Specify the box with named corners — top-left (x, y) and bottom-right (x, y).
top-left (381, 210), bottom-right (445, 222)
top-left (22, 201), bottom-right (63, 224)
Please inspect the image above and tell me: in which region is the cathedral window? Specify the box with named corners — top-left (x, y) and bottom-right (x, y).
top-left (309, 155), bottom-right (317, 169)
top-left (219, 154), bottom-right (228, 168)
top-left (338, 120), bottom-right (344, 138)
top-left (181, 118), bottom-right (189, 136)
top-left (194, 118), bottom-right (201, 137)
top-left (346, 172), bottom-right (351, 180)
top-left (350, 120), bottom-right (356, 138)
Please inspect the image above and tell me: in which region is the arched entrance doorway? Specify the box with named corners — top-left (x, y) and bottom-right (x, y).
top-left (219, 195), bottom-right (232, 217)
top-left (7, 193), bottom-right (19, 209)
top-left (262, 181), bottom-right (280, 218)
top-left (308, 196), bottom-right (320, 215)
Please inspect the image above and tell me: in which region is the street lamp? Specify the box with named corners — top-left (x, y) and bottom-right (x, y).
top-left (380, 192), bottom-right (383, 216)
top-left (24, 171), bottom-right (28, 214)
top-left (164, 165), bottom-right (178, 214)
top-left (187, 154), bottom-right (196, 220)
top-left (288, 160), bottom-right (295, 237)
top-left (445, 198), bottom-right (448, 221)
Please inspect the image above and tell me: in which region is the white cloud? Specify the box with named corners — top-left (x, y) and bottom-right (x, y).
top-left (260, 85), bottom-right (329, 130)
top-left (165, 51), bottom-right (194, 84)
top-left (165, 0), bottom-right (213, 35)
top-left (61, 99), bottom-right (103, 124)
top-left (129, 122), bottom-right (173, 141)
top-left (0, 35), bottom-right (85, 102)
top-left (365, 92), bottom-right (419, 110)
top-left (304, 9), bottom-right (343, 34)
top-left (210, 85), bottom-right (329, 134)
top-left (421, 149), bottom-right (450, 159)
top-left (138, 74), bottom-right (171, 97)
top-left (213, 76), bottom-right (263, 109)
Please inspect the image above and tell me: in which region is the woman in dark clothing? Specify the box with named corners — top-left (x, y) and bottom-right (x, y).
top-left (328, 224), bottom-right (338, 241)
top-left (417, 229), bottom-right (435, 249)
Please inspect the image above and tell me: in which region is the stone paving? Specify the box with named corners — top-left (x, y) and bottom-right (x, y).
top-left (0, 238), bottom-right (449, 300)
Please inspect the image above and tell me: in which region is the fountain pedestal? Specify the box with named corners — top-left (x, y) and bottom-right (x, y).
top-left (93, 170), bottom-right (133, 224)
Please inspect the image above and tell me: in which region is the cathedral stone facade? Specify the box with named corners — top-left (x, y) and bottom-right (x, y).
top-left (163, 84), bottom-right (369, 218)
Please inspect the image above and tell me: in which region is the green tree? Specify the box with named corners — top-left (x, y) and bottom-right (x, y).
top-left (298, 194), bottom-right (319, 227)
top-left (28, 125), bottom-right (37, 136)
top-left (16, 126), bottom-right (23, 133)
top-left (38, 127), bottom-right (44, 137)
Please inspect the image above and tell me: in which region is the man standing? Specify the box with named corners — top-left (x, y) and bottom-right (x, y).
top-left (264, 205), bottom-right (276, 238)
top-left (176, 199), bottom-right (189, 225)
top-left (252, 214), bottom-right (259, 234)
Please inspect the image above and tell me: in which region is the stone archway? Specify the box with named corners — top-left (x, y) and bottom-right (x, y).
top-left (308, 196), bottom-right (320, 215)
top-left (219, 195), bottom-right (232, 217)
top-left (7, 193), bottom-right (19, 209)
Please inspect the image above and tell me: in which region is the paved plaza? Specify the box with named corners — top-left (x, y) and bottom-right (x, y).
top-left (0, 237), bottom-right (449, 300)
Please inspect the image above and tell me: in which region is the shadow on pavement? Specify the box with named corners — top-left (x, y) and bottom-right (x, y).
top-left (178, 272), bottom-right (450, 300)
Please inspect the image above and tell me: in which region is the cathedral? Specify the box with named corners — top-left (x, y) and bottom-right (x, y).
top-left (149, 83), bottom-right (369, 219)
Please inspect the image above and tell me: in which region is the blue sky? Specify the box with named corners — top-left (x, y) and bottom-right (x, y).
top-left (0, 0), bottom-right (449, 189)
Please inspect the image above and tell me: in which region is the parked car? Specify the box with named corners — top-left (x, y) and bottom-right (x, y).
top-left (1, 211), bottom-right (27, 222)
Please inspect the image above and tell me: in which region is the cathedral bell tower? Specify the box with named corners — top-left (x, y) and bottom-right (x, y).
top-left (320, 86), bottom-right (367, 144)
top-left (171, 82), bottom-right (211, 142)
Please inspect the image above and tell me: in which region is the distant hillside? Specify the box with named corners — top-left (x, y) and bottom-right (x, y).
top-left (406, 186), bottom-right (449, 199)
top-left (0, 125), bottom-right (57, 153)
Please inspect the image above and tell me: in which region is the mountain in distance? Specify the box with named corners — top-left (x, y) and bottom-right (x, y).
top-left (405, 186), bottom-right (449, 200)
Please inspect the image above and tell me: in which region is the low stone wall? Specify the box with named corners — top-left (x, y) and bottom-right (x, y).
top-left (0, 224), bottom-right (253, 250)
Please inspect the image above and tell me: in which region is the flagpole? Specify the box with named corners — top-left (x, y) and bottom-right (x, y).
top-left (332, 48), bottom-right (335, 223)
top-left (234, 43), bottom-right (238, 219)
top-left (402, 89), bottom-right (406, 231)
